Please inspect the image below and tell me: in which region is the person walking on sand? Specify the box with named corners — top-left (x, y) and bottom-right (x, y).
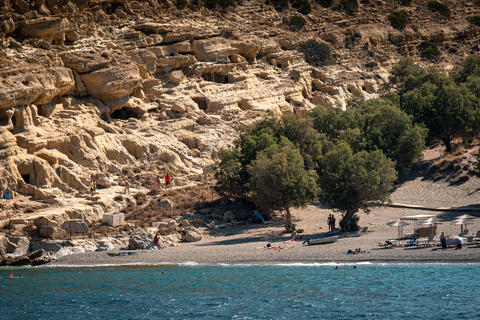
top-left (143, 155), bottom-right (148, 170)
top-left (5, 186), bottom-right (11, 202)
top-left (155, 175), bottom-right (161, 189)
top-left (327, 214), bottom-right (332, 232)
top-left (165, 173), bottom-right (171, 188)
top-left (331, 215), bottom-right (336, 232)
top-left (124, 179), bottom-right (130, 194)
top-left (440, 232), bottom-right (447, 250)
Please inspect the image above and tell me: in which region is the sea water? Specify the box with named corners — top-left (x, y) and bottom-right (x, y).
top-left (1, 263), bottom-right (479, 319)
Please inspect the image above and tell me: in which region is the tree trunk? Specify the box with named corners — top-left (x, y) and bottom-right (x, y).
top-left (340, 209), bottom-right (360, 231)
top-left (284, 207), bottom-right (296, 232)
top-left (442, 137), bottom-right (452, 153)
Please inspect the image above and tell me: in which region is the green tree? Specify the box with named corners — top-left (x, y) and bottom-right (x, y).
top-left (215, 114), bottom-right (322, 231)
top-left (354, 99), bottom-right (428, 172)
top-left (248, 139), bottom-right (318, 231)
top-left (401, 72), bottom-right (479, 152)
top-left (385, 59), bottom-right (480, 152)
top-left (318, 143), bottom-right (397, 231)
top-left (214, 149), bottom-right (247, 198)
top-left (310, 97), bottom-right (427, 173)
top-left (453, 55), bottom-right (480, 83)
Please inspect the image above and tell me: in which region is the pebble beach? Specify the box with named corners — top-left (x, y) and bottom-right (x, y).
top-left (52, 161), bottom-right (480, 266)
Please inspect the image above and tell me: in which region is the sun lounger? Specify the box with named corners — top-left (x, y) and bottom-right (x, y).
top-left (379, 240), bottom-right (394, 247)
top-left (379, 240), bottom-right (404, 247)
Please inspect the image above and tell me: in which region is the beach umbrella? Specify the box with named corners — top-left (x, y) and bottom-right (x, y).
top-left (455, 214), bottom-right (476, 220)
top-left (447, 235), bottom-right (463, 246)
top-left (451, 218), bottom-right (474, 234)
top-left (387, 220), bottom-right (410, 240)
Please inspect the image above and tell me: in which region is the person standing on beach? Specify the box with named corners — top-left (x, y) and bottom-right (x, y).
top-left (327, 214), bottom-right (332, 231)
top-left (124, 179), bottom-right (130, 194)
top-left (5, 186), bottom-right (11, 202)
top-left (331, 215), bottom-right (336, 232)
top-left (154, 233), bottom-right (160, 249)
top-left (440, 232), bottom-right (447, 250)
top-left (165, 173), bottom-right (171, 188)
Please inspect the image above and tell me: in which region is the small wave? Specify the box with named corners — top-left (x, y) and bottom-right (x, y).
top-left (37, 261), bottom-right (480, 269)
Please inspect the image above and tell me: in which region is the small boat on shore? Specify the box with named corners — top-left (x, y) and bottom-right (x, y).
top-left (304, 235), bottom-right (339, 245)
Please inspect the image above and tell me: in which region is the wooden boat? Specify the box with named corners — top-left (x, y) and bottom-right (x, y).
top-left (304, 235), bottom-right (339, 245)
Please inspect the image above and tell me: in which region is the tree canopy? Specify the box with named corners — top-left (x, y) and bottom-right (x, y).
top-left (214, 114), bottom-right (320, 231)
top-left (318, 143), bottom-right (397, 231)
top-left (248, 138), bottom-right (318, 231)
top-left (384, 57), bottom-right (480, 152)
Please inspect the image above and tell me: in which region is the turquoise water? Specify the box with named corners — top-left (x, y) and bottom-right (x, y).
top-left (1, 263), bottom-right (479, 319)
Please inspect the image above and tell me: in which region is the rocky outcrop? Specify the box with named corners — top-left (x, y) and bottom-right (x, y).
top-left (128, 229), bottom-right (156, 250)
top-left (1, 0), bottom-right (479, 243)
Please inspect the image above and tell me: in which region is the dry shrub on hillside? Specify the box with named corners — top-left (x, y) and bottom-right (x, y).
top-left (450, 174), bottom-right (470, 185)
top-left (119, 184), bottom-right (221, 228)
top-left (426, 155), bottom-right (464, 176)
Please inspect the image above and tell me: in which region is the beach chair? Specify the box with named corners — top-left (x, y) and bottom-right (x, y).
top-left (473, 231), bottom-right (480, 241)
top-left (379, 240), bottom-right (396, 248)
top-left (353, 227), bottom-right (368, 237)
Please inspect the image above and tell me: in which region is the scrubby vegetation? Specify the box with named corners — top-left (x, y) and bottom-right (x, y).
top-left (315, 0), bottom-right (332, 6)
top-left (290, 69), bottom-right (301, 81)
top-left (298, 39), bottom-right (336, 67)
top-left (401, 0), bottom-right (412, 5)
top-left (427, 1), bottom-right (451, 17)
top-left (205, 0), bottom-right (238, 10)
top-left (290, 15), bottom-right (307, 29)
top-left (292, 0), bottom-right (312, 14)
top-left (388, 10), bottom-right (409, 30)
top-left (470, 16), bottom-right (480, 26)
top-left (419, 41), bottom-right (441, 59)
top-left (341, 0), bottom-right (358, 14)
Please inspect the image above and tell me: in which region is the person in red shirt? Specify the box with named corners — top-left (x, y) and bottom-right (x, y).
top-left (165, 174), bottom-right (171, 188)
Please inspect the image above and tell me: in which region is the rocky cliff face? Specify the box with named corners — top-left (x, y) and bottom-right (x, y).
top-left (0, 0), bottom-right (479, 207)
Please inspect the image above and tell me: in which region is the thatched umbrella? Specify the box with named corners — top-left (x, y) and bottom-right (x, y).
top-left (451, 218), bottom-right (474, 235)
top-left (455, 214), bottom-right (476, 220)
top-left (387, 220), bottom-right (410, 240)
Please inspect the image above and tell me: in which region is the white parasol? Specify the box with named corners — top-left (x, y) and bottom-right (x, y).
top-left (451, 218), bottom-right (474, 234)
top-left (387, 220), bottom-right (410, 240)
top-left (455, 214), bottom-right (476, 220)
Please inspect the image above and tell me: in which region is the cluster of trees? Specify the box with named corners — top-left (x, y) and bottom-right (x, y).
top-left (215, 56), bottom-right (480, 232)
top-left (384, 56), bottom-right (480, 153)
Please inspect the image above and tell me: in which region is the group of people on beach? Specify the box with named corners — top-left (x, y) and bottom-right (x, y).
top-left (0, 186), bottom-right (12, 202)
top-left (327, 214), bottom-right (336, 232)
top-left (346, 248), bottom-right (367, 254)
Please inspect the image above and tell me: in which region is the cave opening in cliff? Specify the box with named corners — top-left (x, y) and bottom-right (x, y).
top-left (202, 73), bottom-right (229, 84)
top-left (21, 174), bottom-right (30, 184)
top-left (10, 115), bottom-right (16, 132)
top-left (0, 109), bottom-right (10, 127)
top-left (110, 107), bottom-right (139, 120)
top-left (193, 98), bottom-right (208, 111)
